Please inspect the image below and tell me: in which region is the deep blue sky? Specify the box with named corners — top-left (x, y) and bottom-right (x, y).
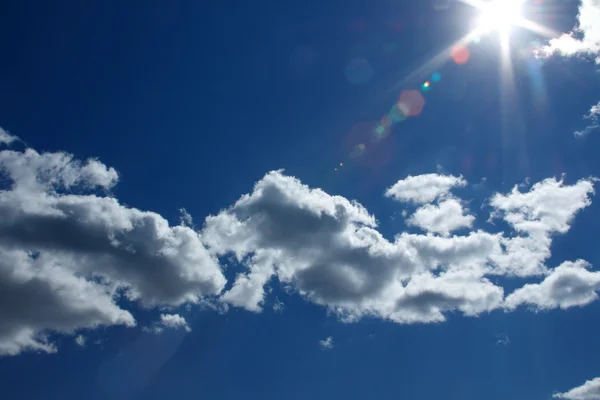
top-left (1, 1), bottom-right (600, 399)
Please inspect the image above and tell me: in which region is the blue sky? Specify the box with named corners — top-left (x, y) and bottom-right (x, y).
top-left (1, 0), bottom-right (600, 399)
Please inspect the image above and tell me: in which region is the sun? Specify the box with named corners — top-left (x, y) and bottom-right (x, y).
top-left (477, 0), bottom-right (524, 34)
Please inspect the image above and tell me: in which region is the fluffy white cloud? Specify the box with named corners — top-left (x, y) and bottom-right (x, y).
top-left (407, 198), bottom-right (474, 236)
top-left (489, 177), bottom-right (595, 276)
top-left (490, 177), bottom-right (594, 235)
top-left (505, 260), bottom-right (600, 311)
top-left (537, 0), bottom-right (600, 63)
top-left (1, 130), bottom-right (597, 355)
top-left (0, 247), bottom-right (135, 355)
top-left (0, 128), bottom-right (18, 145)
top-left (385, 173), bottom-right (466, 204)
top-left (159, 314), bottom-right (191, 332)
top-left (319, 336), bottom-right (334, 349)
top-left (144, 313), bottom-right (192, 334)
top-left (554, 377), bottom-right (600, 400)
top-left (0, 148), bottom-right (226, 308)
top-left (203, 170), bottom-right (594, 325)
top-left (0, 141), bottom-right (225, 355)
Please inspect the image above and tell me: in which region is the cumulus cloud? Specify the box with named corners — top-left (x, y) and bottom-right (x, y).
top-left (202, 170), bottom-right (594, 325)
top-left (160, 314), bottom-right (191, 332)
top-left (0, 148), bottom-right (226, 307)
top-left (0, 127), bottom-right (18, 145)
top-left (489, 177), bottom-right (595, 276)
top-left (385, 173), bottom-right (466, 204)
top-left (407, 198), bottom-right (474, 236)
top-left (1, 128), bottom-right (597, 355)
top-left (536, 0), bottom-right (600, 63)
top-left (144, 313), bottom-right (191, 334)
top-left (0, 247), bottom-right (135, 355)
top-left (160, 314), bottom-right (190, 331)
top-left (0, 141), bottom-right (225, 355)
top-left (505, 260), bottom-right (600, 311)
top-left (554, 377), bottom-right (600, 400)
top-left (319, 336), bottom-right (334, 349)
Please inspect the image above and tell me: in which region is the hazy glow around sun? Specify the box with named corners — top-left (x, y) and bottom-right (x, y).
top-left (477, 0), bottom-right (524, 34)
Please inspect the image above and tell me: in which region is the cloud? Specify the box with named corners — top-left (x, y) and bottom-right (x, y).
top-left (0, 148), bottom-right (226, 307)
top-left (496, 333), bottom-right (510, 346)
top-left (489, 177), bottom-right (595, 276)
top-left (179, 208), bottom-right (194, 227)
top-left (407, 198), bottom-right (475, 236)
top-left (0, 127), bottom-right (19, 145)
top-left (504, 260), bottom-right (600, 311)
top-left (319, 336), bottom-right (334, 349)
top-left (203, 170), bottom-right (595, 324)
top-left (554, 377), bottom-right (600, 400)
top-left (0, 144), bottom-right (225, 355)
top-left (575, 102), bottom-right (600, 137)
top-left (159, 313), bottom-right (191, 332)
top-left (75, 335), bottom-right (86, 347)
top-left (0, 131), bottom-right (597, 355)
top-left (385, 173), bottom-right (466, 204)
top-left (535, 1), bottom-right (600, 137)
top-left (536, 0), bottom-right (600, 63)
top-left (0, 247), bottom-right (135, 355)
top-left (273, 297), bottom-right (285, 312)
top-left (144, 313), bottom-right (191, 334)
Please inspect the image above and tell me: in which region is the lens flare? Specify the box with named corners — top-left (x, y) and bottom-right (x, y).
top-left (451, 45), bottom-right (470, 64)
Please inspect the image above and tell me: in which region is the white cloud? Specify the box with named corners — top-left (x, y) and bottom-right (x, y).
top-left (0, 247), bottom-right (135, 355)
top-left (75, 335), bottom-right (86, 347)
top-left (407, 198), bottom-right (474, 236)
top-left (0, 148), bottom-right (226, 308)
top-left (159, 314), bottom-right (191, 332)
top-left (385, 173), bottom-right (467, 204)
top-left (536, 0), bottom-right (600, 63)
top-left (0, 144), bottom-right (225, 355)
top-left (535, 1), bottom-right (600, 137)
top-left (505, 260), bottom-right (600, 311)
top-left (490, 177), bottom-right (594, 235)
top-left (576, 102), bottom-right (600, 137)
top-left (489, 177), bottom-right (595, 276)
top-left (319, 336), bottom-right (334, 349)
top-left (0, 127), bottom-right (18, 146)
top-left (144, 313), bottom-right (192, 334)
top-left (203, 170), bottom-right (595, 325)
top-left (0, 134), bottom-right (597, 355)
top-left (554, 377), bottom-right (600, 400)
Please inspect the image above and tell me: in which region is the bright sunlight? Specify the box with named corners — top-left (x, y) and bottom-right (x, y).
top-left (477, 0), bottom-right (524, 34)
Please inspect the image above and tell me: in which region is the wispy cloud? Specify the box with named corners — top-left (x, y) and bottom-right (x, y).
top-left (319, 336), bottom-right (334, 350)
top-left (0, 127), bottom-right (19, 146)
top-left (575, 101), bottom-right (600, 137)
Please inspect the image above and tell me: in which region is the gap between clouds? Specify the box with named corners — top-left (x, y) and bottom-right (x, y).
top-left (0, 132), bottom-right (597, 356)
